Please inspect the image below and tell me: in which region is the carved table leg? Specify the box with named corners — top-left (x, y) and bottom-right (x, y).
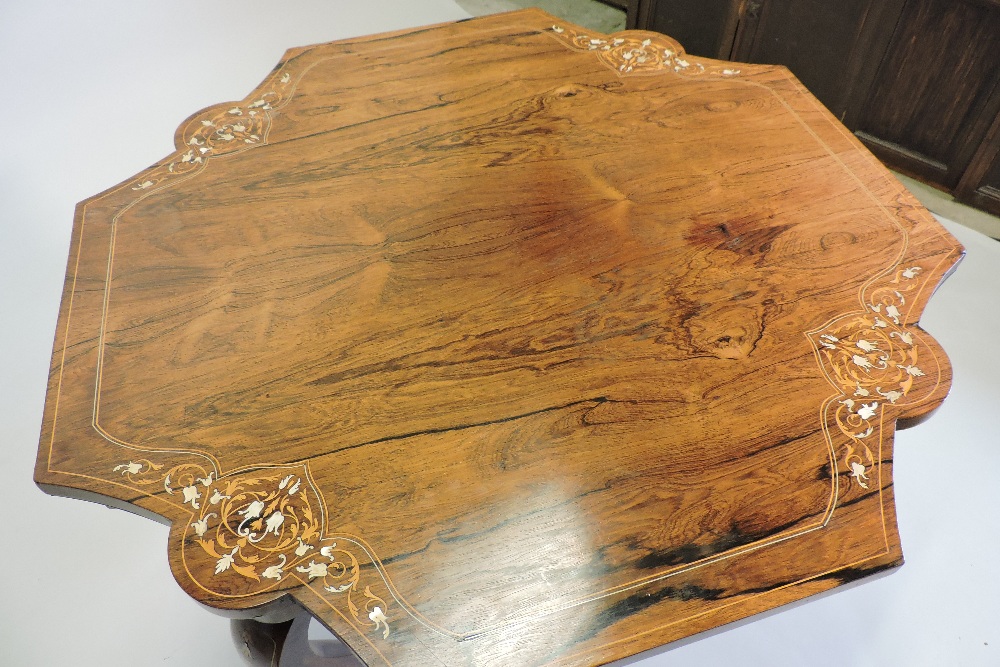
top-left (231, 610), bottom-right (365, 667)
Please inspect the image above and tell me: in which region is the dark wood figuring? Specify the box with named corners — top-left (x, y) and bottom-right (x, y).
top-left (628, 0), bottom-right (1000, 214)
top-left (35, 10), bottom-right (962, 667)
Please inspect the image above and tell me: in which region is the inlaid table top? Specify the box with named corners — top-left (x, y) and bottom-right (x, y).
top-left (35, 9), bottom-right (962, 667)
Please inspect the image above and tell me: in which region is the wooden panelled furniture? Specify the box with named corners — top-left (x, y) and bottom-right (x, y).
top-left (627, 0), bottom-right (1000, 216)
top-left (35, 10), bottom-right (962, 666)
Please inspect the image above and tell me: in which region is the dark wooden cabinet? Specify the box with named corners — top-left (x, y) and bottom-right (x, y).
top-left (853, 0), bottom-right (1000, 192)
top-left (956, 111), bottom-right (1000, 212)
top-left (629, 0), bottom-right (1000, 216)
top-left (627, 0), bottom-right (742, 60)
top-left (730, 0), bottom-right (906, 123)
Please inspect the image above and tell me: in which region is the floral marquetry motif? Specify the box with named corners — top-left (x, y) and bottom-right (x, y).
top-left (548, 24), bottom-right (742, 77)
top-left (36, 9), bottom-right (963, 667)
top-left (130, 69), bottom-right (295, 192)
top-left (810, 265), bottom-right (940, 490)
top-left (183, 468), bottom-right (322, 588)
top-left (116, 459), bottom-right (396, 640)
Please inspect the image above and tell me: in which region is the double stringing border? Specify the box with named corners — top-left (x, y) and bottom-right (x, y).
top-left (46, 19), bottom-right (956, 655)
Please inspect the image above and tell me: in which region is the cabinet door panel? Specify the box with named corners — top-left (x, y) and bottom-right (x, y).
top-left (856, 0), bottom-right (1000, 188)
top-left (732, 0), bottom-right (901, 120)
top-left (955, 110), bottom-right (1000, 216)
top-left (631, 0), bottom-right (740, 59)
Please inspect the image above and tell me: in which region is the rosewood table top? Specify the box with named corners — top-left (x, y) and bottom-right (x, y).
top-left (35, 9), bottom-right (963, 667)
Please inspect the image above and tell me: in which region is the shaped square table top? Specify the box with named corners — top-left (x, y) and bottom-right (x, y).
top-left (35, 9), bottom-right (962, 667)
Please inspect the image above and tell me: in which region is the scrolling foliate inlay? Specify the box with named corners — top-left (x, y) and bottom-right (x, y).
top-left (811, 266), bottom-right (935, 490)
top-left (548, 25), bottom-right (742, 77)
top-left (114, 460), bottom-right (394, 641)
top-left (130, 69), bottom-right (294, 192)
top-left (110, 55), bottom-right (397, 645)
top-left (182, 466), bottom-right (323, 586)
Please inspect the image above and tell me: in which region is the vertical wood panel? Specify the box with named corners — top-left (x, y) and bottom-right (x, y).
top-left (734, 0), bottom-right (878, 117)
top-left (856, 0), bottom-right (1000, 187)
top-left (955, 108), bottom-right (1000, 215)
top-left (640, 0), bottom-right (741, 58)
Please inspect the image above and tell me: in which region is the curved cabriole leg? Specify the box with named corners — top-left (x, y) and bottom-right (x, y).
top-left (232, 611), bottom-right (365, 667)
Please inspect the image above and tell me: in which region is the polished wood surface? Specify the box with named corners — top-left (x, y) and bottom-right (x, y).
top-left (35, 9), bottom-right (962, 666)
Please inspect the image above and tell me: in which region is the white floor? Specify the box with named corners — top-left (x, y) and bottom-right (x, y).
top-left (2, 3), bottom-right (998, 666)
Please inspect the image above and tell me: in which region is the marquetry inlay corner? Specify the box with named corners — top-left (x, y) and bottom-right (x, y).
top-left (809, 263), bottom-right (954, 495)
top-left (547, 23), bottom-right (743, 78)
top-left (116, 458), bottom-right (395, 639)
top-left (129, 68), bottom-right (297, 195)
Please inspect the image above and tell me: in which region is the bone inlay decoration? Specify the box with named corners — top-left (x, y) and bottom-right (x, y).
top-left (115, 460), bottom-right (393, 640)
top-left (812, 266), bottom-right (933, 490)
top-left (130, 69), bottom-right (294, 192)
top-left (548, 24), bottom-right (742, 77)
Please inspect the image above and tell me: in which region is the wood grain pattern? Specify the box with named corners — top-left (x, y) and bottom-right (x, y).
top-left (35, 10), bottom-right (963, 666)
